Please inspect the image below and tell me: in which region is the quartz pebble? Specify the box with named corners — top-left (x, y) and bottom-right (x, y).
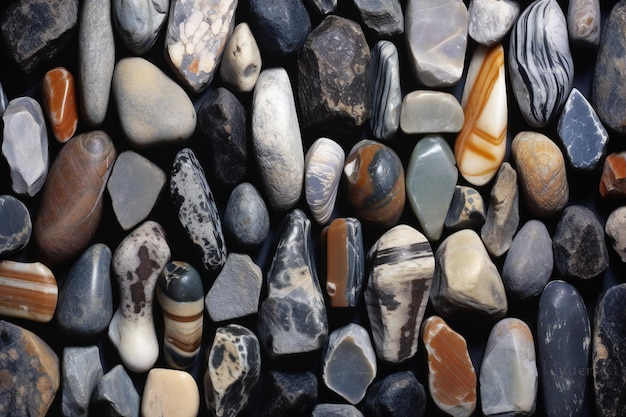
top-left (400, 91), bottom-right (464, 134)
top-left (219, 23), bottom-right (262, 93)
top-left (468, 0), bottom-right (520, 46)
top-left (362, 371), bottom-right (427, 417)
top-left (568, 0), bottom-right (601, 47)
top-left (91, 364), bottom-right (140, 417)
top-left (370, 40), bottom-right (401, 141)
top-left (0, 260), bottom-right (57, 323)
top-left (61, 346), bottom-right (103, 417)
top-left (606, 206), bottom-right (626, 262)
top-left (112, 0), bottom-right (168, 55)
top-left (42, 67), bottom-right (78, 143)
top-left (223, 183), bottom-right (270, 249)
top-left (312, 404), bottom-right (364, 417)
top-left (141, 368), bottom-right (200, 417)
top-left (600, 151), bottom-right (626, 198)
top-left (444, 186), bottom-right (486, 232)
top-left (353, 0), bottom-right (404, 36)
top-left (251, 371), bottom-right (317, 417)
top-left (304, 137), bottom-right (345, 225)
top-left (0, 194), bottom-right (31, 256)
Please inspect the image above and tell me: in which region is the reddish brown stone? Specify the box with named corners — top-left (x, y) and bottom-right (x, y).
top-left (42, 67), bottom-right (78, 143)
top-left (600, 151), bottom-right (626, 198)
top-left (0, 260), bottom-right (57, 323)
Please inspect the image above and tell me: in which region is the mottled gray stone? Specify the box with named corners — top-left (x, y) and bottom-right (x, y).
top-left (0, 195), bottom-right (31, 256)
top-left (219, 23), bottom-right (262, 93)
top-left (468, 0), bottom-right (520, 46)
top-left (444, 186), bottom-right (486, 231)
top-left (251, 371), bottom-right (317, 417)
top-left (223, 183), bottom-right (270, 249)
top-left (113, 0), bottom-right (168, 54)
top-left (606, 206), bottom-right (626, 262)
top-left (568, 0), bottom-right (601, 47)
top-left (370, 40), bottom-right (401, 140)
top-left (362, 371), bottom-right (427, 417)
top-left (353, 0), bottom-right (404, 36)
top-left (61, 346), bottom-right (103, 417)
top-left (91, 365), bottom-right (140, 417)
top-left (312, 404), bottom-right (364, 417)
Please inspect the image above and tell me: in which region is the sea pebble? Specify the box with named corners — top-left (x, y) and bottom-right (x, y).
top-left (141, 368), bottom-right (199, 417)
top-left (468, 0), bottom-right (520, 46)
top-left (42, 67), bottom-right (78, 143)
top-left (112, 0), bottom-right (168, 55)
top-left (362, 371), bottom-right (427, 417)
top-left (0, 260), bottom-right (57, 323)
top-left (400, 91), bottom-right (464, 134)
top-left (606, 206), bottom-right (626, 262)
top-left (353, 0), bottom-right (404, 36)
top-left (223, 182), bottom-right (270, 249)
top-left (312, 404), bottom-right (364, 417)
top-left (370, 40), bottom-right (401, 141)
top-left (91, 365), bottom-right (140, 417)
top-left (0, 194), bottom-right (31, 256)
top-left (444, 186), bottom-right (486, 232)
top-left (568, 0), bottom-right (601, 47)
top-left (304, 137), bottom-right (345, 225)
top-left (250, 371), bottom-right (317, 417)
top-left (61, 346), bottom-right (103, 417)
top-left (219, 23), bottom-right (262, 93)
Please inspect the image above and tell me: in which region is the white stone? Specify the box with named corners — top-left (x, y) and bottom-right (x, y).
top-left (305, 138), bottom-right (345, 225)
top-left (219, 23), bottom-right (262, 93)
top-left (468, 0), bottom-right (520, 46)
top-left (400, 90), bottom-right (464, 134)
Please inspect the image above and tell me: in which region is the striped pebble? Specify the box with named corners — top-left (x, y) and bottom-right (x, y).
top-left (0, 260), bottom-right (57, 323)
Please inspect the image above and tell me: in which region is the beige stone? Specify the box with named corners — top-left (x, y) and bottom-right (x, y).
top-left (141, 368), bottom-right (199, 417)
top-left (220, 23), bottom-right (262, 93)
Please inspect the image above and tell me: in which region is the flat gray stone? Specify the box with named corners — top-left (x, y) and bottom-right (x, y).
top-left (223, 183), bottom-right (270, 249)
top-left (353, 0), bottom-right (404, 36)
top-left (468, 0), bottom-right (520, 46)
top-left (61, 346), bottom-right (103, 417)
top-left (113, 0), bottom-right (168, 54)
top-left (370, 40), bottom-right (401, 141)
top-left (91, 365), bottom-right (140, 417)
top-left (0, 195), bottom-right (31, 256)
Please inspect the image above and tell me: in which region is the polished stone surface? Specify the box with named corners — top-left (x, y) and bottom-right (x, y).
top-left (400, 91), bottom-right (464, 134)
top-left (250, 371), bottom-right (317, 417)
top-left (223, 182), bottom-right (270, 249)
top-left (468, 0), bottom-right (520, 46)
top-left (312, 404), bottom-right (364, 417)
top-left (141, 368), bottom-right (199, 417)
top-left (568, 0), bottom-right (600, 47)
top-left (219, 23), bottom-right (262, 93)
top-left (113, 0), bottom-right (168, 54)
top-left (600, 151), bottom-right (626, 198)
top-left (304, 137), bottom-right (344, 225)
top-left (0, 260), bottom-right (57, 323)
top-left (42, 67), bottom-right (78, 143)
top-left (370, 40), bottom-right (401, 141)
top-left (0, 194), bottom-right (31, 256)
top-left (444, 186), bottom-right (486, 232)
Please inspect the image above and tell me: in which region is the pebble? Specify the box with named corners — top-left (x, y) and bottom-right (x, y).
top-left (0, 260), bottom-right (57, 323)
top-left (606, 206), bottom-right (626, 262)
top-left (600, 151), bottom-right (626, 198)
top-left (2, 97), bottom-right (49, 197)
top-left (405, 0), bottom-right (468, 87)
top-left (353, 0), bottom-right (404, 36)
top-left (512, 131), bottom-right (569, 218)
top-left (0, 194), bottom-right (32, 256)
top-left (306, 0), bottom-right (337, 15)
top-left (322, 323), bottom-right (377, 404)
top-left (362, 371), bottom-right (427, 417)
top-left (0, 320), bottom-right (60, 417)
top-left (304, 137), bottom-right (345, 225)
top-left (205, 253), bottom-right (263, 322)
top-left (108, 221), bottom-right (170, 373)
top-left (165, 0), bottom-right (237, 93)
top-left (370, 40), bottom-right (401, 141)
top-left (365, 224), bottom-right (434, 363)
top-left (538, 280), bottom-right (590, 417)
top-left (91, 364), bottom-right (140, 417)
top-left (421, 315), bottom-right (477, 417)
top-left (42, 67), bottom-right (78, 143)
top-left (400, 90), bottom-right (464, 134)
top-left (34, 130), bottom-right (116, 266)
top-left (312, 404), bottom-right (364, 417)
top-left (0, 81), bottom-right (7, 115)
top-left (251, 371), bottom-right (317, 417)
top-left (141, 368), bottom-right (200, 417)
top-left (553, 205), bottom-right (609, 280)
top-left (56, 244), bottom-right (113, 338)
top-left (343, 140), bottom-right (405, 228)
top-left (219, 23), bottom-right (262, 93)
top-left (156, 261), bottom-right (204, 370)
top-left (252, 68), bottom-right (304, 212)
top-left (444, 186), bottom-right (486, 232)
top-left (568, 0), bottom-right (601, 47)
top-left (455, 45), bottom-right (507, 186)
top-left (61, 346), bottom-right (103, 417)
top-left (170, 148), bottom-right (227, 271)
top-left (508, 0), bottom-right (574, 127)
top-left (223, 182), bottom-right (270, 249)
top-left (107, 150), bottom-right (166, 231)
top-left (112, 57), bottom-right (197, 148)
top-left (405, 135), bottom-right (458, 241)
top-left (112, 0), bottom-right (168, 55)
top-left (468, 0), bottom-right (520, 46)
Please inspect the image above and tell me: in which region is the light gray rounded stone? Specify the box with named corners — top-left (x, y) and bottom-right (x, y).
top-left (219, 23), bottom-right (262, 93)
top-left (468, 0), bottom-right (520, 46)
top-left (400, 90), bottom-right (464, 134)
top-left (606, 206), bottom-right (626, 263)
top-left (113, 0), bottom-right (169, 54)
top-left (313, 404), bottom-right (364, 417)
top-left (223, 182), bottom-right (270, 248)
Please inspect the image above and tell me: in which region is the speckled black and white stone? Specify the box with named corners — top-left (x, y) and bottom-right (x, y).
top-left (304, 137), bottom-right (345, 225)
top-left (444, 186), bottom-right (486, 231)
top-left (370, 40), bottom-right (401, 141)
top-left (112, 0), bottom-right (168, 55)
top-left (0, 195), bottom-right (31, 256)
top-left (223, 182), bottom-right (270, 249)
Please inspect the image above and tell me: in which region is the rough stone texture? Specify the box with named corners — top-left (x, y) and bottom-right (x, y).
top-left (0, 260), bottom-right (57, 323)
top-left (219, 23), bottom-right (262, 93)
top-left (0, 194), bottom-right (32, 256)
top-left (304, 137), bottom-right (345, 225)
top-left (223, 182), bottom-right (270, 249)
top-left (600, 151), bottom-right (626, 198)
top-left (61, 346), bottom-right (103, 417)
top-left (362, 371), bottom-right (427, 417)
top-left (400, 90), bottom-right (464, 134)
top-left (250, 371), bottom-right (317, 417)
top-left (112, 0), bottom-right (168, 54)
top-left (312, 404), bottom-right (364, 417)
top-left (305, 0), bottom-right (337, 15)
top-left (468, 0), bottom-right (520, 46)
top-left (370, 40), bottom-right (401, 141)
top-left (91, 365), bottom-right (140, 417)
top-left (42, 66), bottom-right (78, 143)
top-left (606, 206), bottom-right (626, 262)
top-left (444, 186), bottom-right (486, 232)
top-left (353, 0), bottom-right (404, 36)
top-left (141, 368), bottom-right (200, 417)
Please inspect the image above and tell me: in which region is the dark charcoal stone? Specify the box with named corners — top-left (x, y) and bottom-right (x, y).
top-left (90, 365), bottom-right (140, 417)
top-left (0, 194), bottom-right (31, 256)
top-left (362, 371), bottom-right (427, 417)
top-left (250, 371), bottom-right (317, 417)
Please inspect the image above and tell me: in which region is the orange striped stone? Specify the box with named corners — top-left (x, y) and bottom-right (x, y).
top-left (42, 67), bottom-right (78, 143)
top-left (0, 260), bottom-right (57, 323)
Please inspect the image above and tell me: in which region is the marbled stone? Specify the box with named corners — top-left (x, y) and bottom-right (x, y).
top-left (141, 368), bottom-right (199, 417)
top-left (606, 206), bottom-right (626, 262)
top-left (553, 205), bottom-right (609, 280)
top-left (502, 220), bottom-right (553, 300)
top-left (219, 23), bottom-right (262, 93)
top-left (156, 261), bottom-right (204, 370)
top-left (405, 0), bottom-right (468, 87)
top-left (444, 186), bottom-right (486, 232)
top-left (113, 0), bottom-right (168, 54)
top-left (600, 151), bottom-right (626, 198)
top-left (170, 148), bottom-right (227, 271)
top-left (512, 131), bottom-right (569, 217)
top-left (61, 346), bottom-right (103, 417)
top-left (304, 137), bottom-right (345, 224)
top-left (568, 0), bottom-right (601, 47)
top-left (0, 320), bottom-right (60, 417)
top-left (42, 67), bottom-right (78, 143)
top-left (108, 221), bottom-right (170, 373)
top-left (223, 183), bottom-right (270, 249)
top-left (455, 45), bottom-right (507, 186)
top-left (421, 315), bottom-right (477, 417)
top-left (0, 195), bottom-right (31, 256)
top-left (165, 0), bottom-right (237, 93)
top-left (113, 57), bottom-right (197, 148)
top-left (322, 323), bottom-right (377, 404)
top-left (306, 0), bottom-right (337, 15)
top-left (205, 253), bottom-right (262, 322)
top-left (205, 324), bottom-right (261, 417)
top-left (370, 40), bottom-right (401, 141)
top-left (34, 131), bottom-right (116, 265)
top-left (480, 318), bottom-right (538, 416)
top-left (56, 244), bottom-right (113, 338)
top-left (365, 224), bottom-right (434, 363)
top-left (312, 404), bottom-right (364, 417)
top-left (400, 91), bottom-right (464, 134)
top-left (258, 209), bottom-right (328, 356)
top-left (252, 68), bottom-right (304, 212)
top-left (91, 364), bottom-right (140, 417)
top-left (468, 0), bottom-right (520, 46)
top-left (251, 371), bottom-right (317, 417)
top-left (0, 260), bottom-right (57, 323)
top-left (353, 0), bottom-right (403, 36)
top-left (509, 0), bottom-right (574, 127)
top-left (2, 97), bottom-right (49, 197)
top-left (480, 162), bottom-right (520, 258)
top-left (362, 371), bottom-right (427, 417)
top-left (405, 135), bottom-right (458, 241)
top-left (538, 280), bottom-right (590, 417)
top-left (343, 140), bottom-right (405, 228)
top-left (107, 150), bottom-right (166, 231)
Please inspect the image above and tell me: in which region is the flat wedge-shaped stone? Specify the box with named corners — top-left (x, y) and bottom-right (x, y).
top-left (61, 346), bottom-right (103, 417)
top-left (91, 365), bottom-right (140, 417)
top-left (305, 137), bottom-right (345, 225)
top-left (400, 91), bottom-right (464, 134)
top-left (370, 40), bottom-right (401, 141)
top-left (0, 260), bottom-right (57, 323)
top-left (444, 186), bottom-right (486, 232)
top-left (142, 368), bottom-right (200, 417)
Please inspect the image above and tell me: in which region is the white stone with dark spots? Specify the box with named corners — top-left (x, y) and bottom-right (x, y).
top-left (219, 23), bottom-right (262, 93)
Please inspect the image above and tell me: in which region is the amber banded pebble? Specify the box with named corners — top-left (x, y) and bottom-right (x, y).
top-left (0, 260), bottom-right (57, 323)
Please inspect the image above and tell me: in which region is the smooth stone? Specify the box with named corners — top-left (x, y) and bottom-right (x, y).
top-left (113, 57), bottom-right (197, 148)
top-left (205, 253), bottom-right (262, 322)
top-left (78, 0), bottom-right (115, 127)
top-left (108, 221), bottom-right (170, 373)
top-left (405, 0), bottom-right (468, 87)
top-left (553, 205), bottom-right (609, 280)
top-left (365, 224), bottom-right (434, 363)
top-left (156, 261), bottom-right (204, 370)
top-left (421, 315), bottom-right (477, 417)
top-left (2, 97), bottom-right (49, 197)
top-left (343, 140), bottom-right (405, 228)
top-left (252, 68), bottom-right (304, 212)
top-left (165, 0), bottom-right (237, 93)
top-left (0, 82), bottom-right (7, 116)
top-left (405, 135), bottom-right (458, 241)
top-left (0, 260), bottom-right (57, 323)
top-left (480, 318), bottom-right (538, 416)
top-left (557, 88), bottom-right (608, 170)
top-left (538, 280), bottom-right (590, 417)
top-left (0, 320), bottom-right (60, 417)
top-left (312, 404), bottom-right (364, 417)
top-left (91, 364), bottom-right (140, 417)
top-left (606, 206), bottom-right (626, 262)
top-left (480, 162), bottom-right (520, 258)
top-left (304, 137), bottom-right (345, 225)
top-left (502, 220), bottom-right (553, 300)
top-left (56, 244), bottom-right (113, 338)
top-left (258, 209), bottom-right (328, 356)
top-left (250, 371), bottom-right (317, 417)
top-left (205, 324), bottom-right (261, 417)
top-left (431, 229), bottom-right (508, 320)
top-left (107, 151), bottom-right (166, 231)
top-left (455, 44), bottom-right (507, 186)
top-left (353, 0), bottom-right (404, 36)
top-left (61, 346), bottom-right (103, 417)
top-left (322, 323), bottom-right (377, 404)
top-left (170, 148), bottom-right (227, 271)
top-left (400, 91), bottom-right (464, 134)
top-left (600, 151), bottom-right (626, 198)
top-left (468, 0), bottom-right (520, 46)
top-left (362, 371), bottom-right (427, 417)
top-left (223, 182), bottom-right (270, 248)
top-left (34, 131), bottom-right (116, 266)
top-left (219, 23), bottom-right (262, 93)
top-left (297, 15), bottom-right (372, 133)
top-left (42, 67), bottom-right (78, 143)
top-left (568, 0), bottom-right (601, 47)
top-left (512, 131), bottom-right (569, 218)
top-left (444, 186), bottom-right (486, 232)
top-left (306, 0), bottom-right (337, 15)
top-left (0, 195), bottom-right (32, 256)
top-left (141, 368), bottom-right (199, 417)
top-left (370, 40), bottom-right (401, 141)
top-left (113, 0), bottom-right (168, 54)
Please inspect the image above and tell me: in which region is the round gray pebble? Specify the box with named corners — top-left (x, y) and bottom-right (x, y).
top-left (224, 182), bottom-right (270, 248)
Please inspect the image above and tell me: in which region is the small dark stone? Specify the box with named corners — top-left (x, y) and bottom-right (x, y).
top-left (250, 371), bottom-right (317, 417)
top-left (353, 0), bottom-right (404, 36)
top-left (362, 371), bottom-right (427, 417)
top-left (90, 365), bottom-right (140, 417)
top-left (0, 194), bottom-right (32, 256)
